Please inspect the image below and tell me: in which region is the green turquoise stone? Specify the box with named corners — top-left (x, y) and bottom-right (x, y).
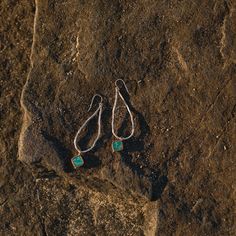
top-left (112, 140), bottom-right (123, 152)
top-left (71, 155), bottom-right (84, 168)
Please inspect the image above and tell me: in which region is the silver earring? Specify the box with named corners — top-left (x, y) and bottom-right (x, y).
top-left (111, 79), bottom-right (135, 152)
top-left (72, 94), bottom-right (103, 169)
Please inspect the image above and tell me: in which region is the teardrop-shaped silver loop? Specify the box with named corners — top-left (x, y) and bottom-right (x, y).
top-left (112, 80), bottom-right (135, 141)
top-left (74, 95), bottom-right (103, 154)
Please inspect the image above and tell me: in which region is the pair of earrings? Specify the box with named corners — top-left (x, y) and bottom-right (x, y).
top-left (71, 79), bottom-right (135, 169)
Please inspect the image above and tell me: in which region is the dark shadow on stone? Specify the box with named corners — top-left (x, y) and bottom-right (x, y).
top-left (108, 81), bottom-right (167, 200)
top-left (41, 131), bottom-right (74, 173)
top-left (82, 154), bottom-right (101, 169)
top-left (32, 161), bottom-right (59, 179)
top-left (152, 175), bottom-right (168, 200)
top-left (120, 154), bottom-right (168, 201)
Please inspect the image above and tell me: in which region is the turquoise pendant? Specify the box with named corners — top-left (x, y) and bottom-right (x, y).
top-left (112, 140), bottom-right (123, 152)
top-left (71, 155), bottom-right (84, 169)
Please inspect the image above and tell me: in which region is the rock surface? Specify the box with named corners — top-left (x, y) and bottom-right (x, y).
top-left (0, 0), bottom-right (235, 235)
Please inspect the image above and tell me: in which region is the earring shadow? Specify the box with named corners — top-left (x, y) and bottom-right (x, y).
top-left (110, 82), bottom-right (167, 200)
top-left (82, 153), bottom-right (101, 169)
top-left (41, 131), bottom-right (74, 173)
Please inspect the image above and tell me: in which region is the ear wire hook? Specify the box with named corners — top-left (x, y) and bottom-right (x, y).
top-left (88, 94), bottom-right (103, 112)
top-left (115, 79), bottom-right (130, 95)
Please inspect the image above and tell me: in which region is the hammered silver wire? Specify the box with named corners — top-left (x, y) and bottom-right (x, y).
top-left (112, 79), bottom-right (135, 141)
top-left (74, 95), bottom-right (103, 154)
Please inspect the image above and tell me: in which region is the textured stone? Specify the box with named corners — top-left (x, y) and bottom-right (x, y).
top-left (0, 0), bottom-right (235, 235)
top-left (19, 0), bottom-right (173, 200)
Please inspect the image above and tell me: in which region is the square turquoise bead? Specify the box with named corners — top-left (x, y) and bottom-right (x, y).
top-left (112, 140), bottom-right (123, 152)
top-left (71, 155), bottom-right (84, 168)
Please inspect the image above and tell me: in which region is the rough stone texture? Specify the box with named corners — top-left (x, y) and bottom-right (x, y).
top-left (0, 0), bottom-right (236, 235)
top-left (19, 0), bottom-right (171, 200)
